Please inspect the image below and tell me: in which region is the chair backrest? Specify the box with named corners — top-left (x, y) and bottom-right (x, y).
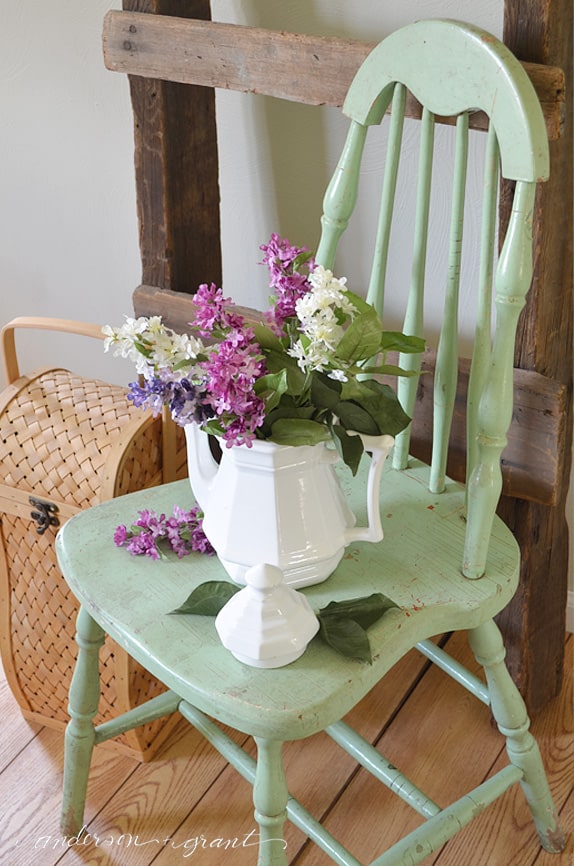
top-left (315, 19), bottom-right (550, 579)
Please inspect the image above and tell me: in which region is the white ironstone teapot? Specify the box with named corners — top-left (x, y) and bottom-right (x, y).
top-left (185, 423), bottom-right (394, 588)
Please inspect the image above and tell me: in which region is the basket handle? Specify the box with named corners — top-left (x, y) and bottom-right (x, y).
top-left (1, 316), bottom-right (105, 384)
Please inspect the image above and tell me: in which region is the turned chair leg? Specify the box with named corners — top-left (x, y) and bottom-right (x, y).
top-left (468, 620), bottom-right (566, 854)
top-left (253, 738), bottom-right (289, 866)
top-left (61, 606), bottom-right (105, 836)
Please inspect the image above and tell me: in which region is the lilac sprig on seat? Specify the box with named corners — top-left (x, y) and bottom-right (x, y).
top-left (114, 505), bottom-right (215, 559)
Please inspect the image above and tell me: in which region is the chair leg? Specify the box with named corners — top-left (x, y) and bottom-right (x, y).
top-left (61, 606), bottom-right (105, 836)
top-left (253, 738), bottom-right (289, 866)
top-left (468, 620), bottom-right (566, 853)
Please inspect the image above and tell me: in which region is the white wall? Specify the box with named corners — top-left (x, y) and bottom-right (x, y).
top-left (0, 1), bottom-right (141, 387)
top-left (1, 1), bottom-right (572, 615)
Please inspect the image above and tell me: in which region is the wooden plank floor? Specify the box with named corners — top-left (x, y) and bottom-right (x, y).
top-left (0, 632), bottom-right (571, 866)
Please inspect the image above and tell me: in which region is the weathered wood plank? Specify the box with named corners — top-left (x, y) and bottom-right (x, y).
top-left (296, 633), bottom-right (504, 865)
top-left (0, 676), bottom-right (41, 775)
top-left (496, 0), bottom-right (573, 715)
top-left (410, 354), bottom-right (567, 508)
top-left (432, 635), bottom-right (574, 866)
top-left (0, 725), bottom-right (136, 866)
top-left (131, 284), bottom-right (566, 507)
top-left (103, 11), bottom-right (565, 140)
top-left (122, 0), bottom-right (221, 293)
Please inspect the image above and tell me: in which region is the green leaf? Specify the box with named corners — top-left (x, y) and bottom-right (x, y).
top-left (342, 288), bottom-right (373, 314)
top-left (172, 358), bottom-right (195, 373)
top-left (259, 402), bottom-right (317, 439)
top-left (336, 308), bottom-right (383, 363)
top-left (380, 331), bottom-right (425, 354)
top-left (254, 368), bottom-right (289, 396)
top-left (318, 593), bottom-right (399, 630)
top-left (334, 400), bottom-right (381, 436)
top-left (351, 380), bottom-right (411, 436)
top-left (270, 417), bottom-right (331, 447)
top-left (339, 378), bottom-right (375, 402)
top-left (318, 617), bottom-right (372, 663)
top-left (264, 349), bottom-right (307, 396)
top-left (292, 250), bottom-right (314, 271)
top-left (340, 379), bottom-right (410, 436)
top-left (169, 581), bottom-right (240, 616)
top-left (202, 419), bottom-right (226, 438)
top-left (310, 372), bottom-right (342, 411)
top-left (331, 424), bottom-right (364, 476)
top-left (254, 369), bottom-right (289, 413)
top-left (253, 323), bottom-right (285, 352)
top-left (316, 592), bottom-right (399, 663)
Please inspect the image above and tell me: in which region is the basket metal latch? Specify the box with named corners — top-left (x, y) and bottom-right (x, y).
top-left (29, 497), bottom-right (60, 535)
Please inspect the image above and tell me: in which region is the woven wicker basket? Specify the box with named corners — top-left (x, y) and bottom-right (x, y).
top-left (0, 317), bottom-right (187, 761)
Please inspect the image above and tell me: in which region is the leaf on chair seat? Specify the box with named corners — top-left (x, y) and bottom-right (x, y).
top-left (169, 581), bottom-right (240, 616)
top-left (168, 583), bottom-right (398, 666)
top-left (318, 616), bottom-right (373, 664)
top-left (317, 593), bottom-right (399, 663)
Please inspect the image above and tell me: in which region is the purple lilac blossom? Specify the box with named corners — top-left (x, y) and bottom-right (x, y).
top-left (113, 506), bottom-right (215, 558)
top-left (127, 378), bottom-right (169, 416)
top-left (201, 333), bottom-right (267, 447)
top-left (259, 233), bottom-right (314, 329)
top-left (168, 379), bottom-right (213, 426)
top-left (126, 532), bottom-right (162, 560)
top-left (113, 525), bottom-right (129, 546)
top-left (192, 283), bottom-right (246, 336)
top-left (259, 233), bottom-right (309, 283)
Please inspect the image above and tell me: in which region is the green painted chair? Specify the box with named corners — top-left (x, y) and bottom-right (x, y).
top-left (57, 20), bottom-right (566, 865)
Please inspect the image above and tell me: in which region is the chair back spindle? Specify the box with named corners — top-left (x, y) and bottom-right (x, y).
top-left (315, 19), bottom-right (549, 579)
top-left (464, 179), bottom-right (537, 576)
top-left (393, 106), bottom-right (434, 471)
top-left (430, 112), bottom-right (469, 494)
top-left (467, 127), bottom-right (500, 496)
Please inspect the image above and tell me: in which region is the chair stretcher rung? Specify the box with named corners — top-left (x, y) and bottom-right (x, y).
top-left (416, 639), bottom-right (490, 704)
top-left (325, 720), bottom-right (441, 819)
top-left (137, 699), bottom-right (523, 866)
top-left (178, 700), bottom-right (363, 866)
top-left (369, 765), bottom-right (524, 866)
top-left (94, 689), bottom-right (181, 744)
top-left (178, 700), bottom-right (257, 783)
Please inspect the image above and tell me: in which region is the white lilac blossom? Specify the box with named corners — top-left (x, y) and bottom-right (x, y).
top-left (287, 266), bottom-right (358, 377)
top-left (104, 235), bottom-right (423, 473)
top-left (103, 316), bottom-right (204, 378)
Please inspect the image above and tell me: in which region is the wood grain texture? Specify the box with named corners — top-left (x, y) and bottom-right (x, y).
top-left (295, 633), bottom-right (502, 865)
top-left (0, 676), bottom-right (40, 775)
top-left (411, 354), bottom-right (567, 507)
top-left (0, 637), bottom-right (571, 865)
top-left (434, 636), bottom-right (573, 866)
top-left (152, 648), bottom-right (436, 866)
top-left (0, 725), bottom-right (135, 866)
top-left (104, 11), bottom-right (565, 140)
top-left (123, 0), bottom-right (221, 293)
top-left (496, 0), bottom-right (573, 714)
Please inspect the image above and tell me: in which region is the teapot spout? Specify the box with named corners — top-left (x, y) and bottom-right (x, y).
top-left (184, 423), bottom-right (219, 510)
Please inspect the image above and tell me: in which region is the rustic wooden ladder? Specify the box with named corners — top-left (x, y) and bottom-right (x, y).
top-left (102, 1), bottom-right (572, 713)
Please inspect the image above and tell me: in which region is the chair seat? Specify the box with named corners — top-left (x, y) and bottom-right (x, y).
top-left (56, 455), bottom-right (519, 742)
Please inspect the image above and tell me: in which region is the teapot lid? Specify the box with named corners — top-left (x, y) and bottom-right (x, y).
top-left (215, 563), bottom-right (319, 668)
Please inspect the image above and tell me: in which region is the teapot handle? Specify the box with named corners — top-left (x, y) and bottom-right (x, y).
top-left (344, 433), bottom-right (395, 544)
